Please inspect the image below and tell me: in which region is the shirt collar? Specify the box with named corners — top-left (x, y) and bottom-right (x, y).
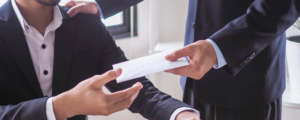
top-left (11, 0), bottom-right (63, 32)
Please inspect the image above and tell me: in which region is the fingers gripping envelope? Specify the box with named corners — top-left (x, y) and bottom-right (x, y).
top-left (113, 49), bottom-right (189, 83)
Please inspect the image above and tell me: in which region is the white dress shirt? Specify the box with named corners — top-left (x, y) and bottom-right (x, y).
top-left (12, 0), bottom-right (61, 120)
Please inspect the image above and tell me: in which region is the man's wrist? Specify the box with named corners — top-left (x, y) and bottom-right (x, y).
top-left (53, 93), bottom-right (74, 120)
top-left (46, 97), bottom-right (56, 120)
top-left (170, 107), bottom-right (200, 120)
top-left (206, 39), bottom-right (227, 69)
top-left (175, 111), bottom-right (200, 120)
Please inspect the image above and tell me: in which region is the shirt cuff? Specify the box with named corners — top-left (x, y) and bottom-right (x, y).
top-left (169, 107), bottom-right (200, 120)
top-left (46, 97), bottom-right (56, 120)
top-left (206, 39), bottom-right (227, 69)
top-left (94, 0), bottom-right (105, 19)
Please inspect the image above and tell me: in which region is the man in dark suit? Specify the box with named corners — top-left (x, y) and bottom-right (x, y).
top-left (0, 0), bottom-right (199, 120)
top-left (66, 0), bottom-right (300, 120)
top-left (165, 0), bottom-right (300, 120)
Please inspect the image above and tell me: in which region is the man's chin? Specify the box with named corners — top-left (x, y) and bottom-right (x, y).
top-left (37, 0), bottom-right (60, 6)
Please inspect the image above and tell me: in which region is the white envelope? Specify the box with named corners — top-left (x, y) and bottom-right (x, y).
top-left (113, 49), bottom-right (189, 83)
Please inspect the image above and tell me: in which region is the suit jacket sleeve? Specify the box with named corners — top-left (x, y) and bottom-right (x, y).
top-left (95, 0), bottom-right (143, 18)
top-left (0, 97), bottom-right (48, 120)
top-left (92, 19), bottom-right (191, 120)
top-left (209, 0), bottom-right (300, 76)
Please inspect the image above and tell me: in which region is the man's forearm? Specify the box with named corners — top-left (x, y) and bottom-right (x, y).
top-left (0, 98), bottom-right (48, 120)
top-left (52, 93), bottom-right (76, 120)
top-left (209, 0), bottom-right (300, 75)
top-left (107, 78), bottom-right (193, 120)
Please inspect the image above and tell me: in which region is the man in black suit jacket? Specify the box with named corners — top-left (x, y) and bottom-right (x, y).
top-left (0, 0), bottom-right (199, 120)
top-left (165, 0), bottom-right (300, 119)
top-left (67, 0), bottom-right (300, 120)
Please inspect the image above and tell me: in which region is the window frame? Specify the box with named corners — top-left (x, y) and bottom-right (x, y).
top-left (105, 5), bottom-right (138, 39)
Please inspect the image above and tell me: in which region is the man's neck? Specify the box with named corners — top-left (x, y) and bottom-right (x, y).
top-left (16, 0), bottom-right (54, 36)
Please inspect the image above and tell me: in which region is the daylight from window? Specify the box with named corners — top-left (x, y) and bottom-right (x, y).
top-left (0, 0), bottom-right (123, 27)
top-left (0, 1), bottom-right (6, 6)
top-left (101, 12), bottom-right (123, 27)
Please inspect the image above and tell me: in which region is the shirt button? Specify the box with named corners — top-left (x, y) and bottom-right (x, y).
top-left (42, 44), bottom-right (46, 49)
top-left (44, 70), bottom-right (48, 75)
top-left (192, 23), bottom-right (195, 28)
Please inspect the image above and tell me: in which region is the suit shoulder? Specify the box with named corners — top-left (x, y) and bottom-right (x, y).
top-left (60, 6), bottom-right (71, 13)
top-left (0, 21), bottom-right (5, 26)
top-left (74, 14), bottom-right (102, 24)
top-left (72, 13), bottom-right (106, 30)
top-left (0, 21), bottom-right (5, 29)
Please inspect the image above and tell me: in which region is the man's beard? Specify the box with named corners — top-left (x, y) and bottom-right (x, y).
top-left (36, 0), bottom-right (60, 6)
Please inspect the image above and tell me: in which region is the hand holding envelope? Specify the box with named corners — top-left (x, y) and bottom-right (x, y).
top-left (113, 49), bottom-right (189, 83)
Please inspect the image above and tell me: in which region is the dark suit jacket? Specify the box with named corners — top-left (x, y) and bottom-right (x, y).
top-left (95, 0), bottom-right (143, 19)
top-left (96, 0), bottom-right (300, 108)
top-left (183, 0), bottom-right (300, 108)
top-left (0, 1), bottom-right (190, 120)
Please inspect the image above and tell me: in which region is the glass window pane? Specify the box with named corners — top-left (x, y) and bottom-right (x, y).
top-left (0, 0), bottom-right (7, 7)
top-left (102, 12), bottom-right (123, 27)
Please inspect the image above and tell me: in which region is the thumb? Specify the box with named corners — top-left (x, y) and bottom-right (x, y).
top-left (64, 1), bottom-right (75, 7)
top-left (107, 82), bottom-right (143, 103)
top-left (165, 47), bottom-right (190, 61)
top-left (67, 5), bottom-right (84, 18)
top-left (91, 68), bottom-right (122, 88)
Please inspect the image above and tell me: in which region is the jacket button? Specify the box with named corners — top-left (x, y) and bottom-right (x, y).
top-left (251, 53), bottom-right (256, 58)
top-left (240, 61), bottom-right (246, 66)
top-left (192, 23), bottom-right (195, 28)
top-left (246, 57), bottom-right (251, 62)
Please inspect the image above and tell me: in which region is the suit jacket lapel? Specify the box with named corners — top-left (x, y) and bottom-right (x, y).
top-left (0, 2), bottom-right (43, 97)
top-left (52, 7), bottom-right (75, 96)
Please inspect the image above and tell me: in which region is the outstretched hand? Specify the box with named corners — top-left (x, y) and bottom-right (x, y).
top-left (165, 40), bottom-right (217, 80)
top-left (53, 68), bottom-right (143, 120)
